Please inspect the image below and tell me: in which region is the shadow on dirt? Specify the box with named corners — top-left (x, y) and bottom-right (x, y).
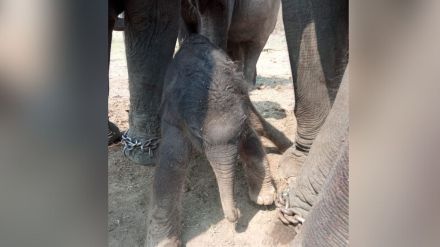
top-left (180, 155), bottom-right (265, 243)
top-left (253, 101), bottom-right (287, 120)
top-left (254, 75), bottom-right (291, 88)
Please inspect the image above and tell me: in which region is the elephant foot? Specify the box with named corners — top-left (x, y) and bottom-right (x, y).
top-left (275, 188), bottom-right (307, 226)
top-left (225, 207), bottom-right (241, 223)
top-left (146, 217), bottom-right (181, 247)
top-left (145, 236), bottom-right (180, 247)
top-left (248, 183), bottom-right (276, 206)
top-left (278, 146), bottom-right (307, 181)
top-left (108, 121), bottom-right (122, 145)
top-left (121, 130), bottom-right (160, 166)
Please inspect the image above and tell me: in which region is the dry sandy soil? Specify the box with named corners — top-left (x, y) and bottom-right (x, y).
top-left (108, 13), bottom-right (298, 247)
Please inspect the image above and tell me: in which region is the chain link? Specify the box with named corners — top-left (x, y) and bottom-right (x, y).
top-left (275, 187), bottom-right (305, 226)
top-left (121, 132), bottom-right (160, 157)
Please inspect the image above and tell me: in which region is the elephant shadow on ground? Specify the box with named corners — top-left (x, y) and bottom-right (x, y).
top-left (253, 101), bottom-right (287, 120)
top-left (255, 75), bottom-right (291, 88)
top-left (180, 155), bottom-right (270, 244)
top-left (108, 137), bottom-right (295, 247)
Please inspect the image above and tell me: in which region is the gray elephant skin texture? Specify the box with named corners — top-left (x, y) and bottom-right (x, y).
top-left (146, 35), bottom-right (278, 247)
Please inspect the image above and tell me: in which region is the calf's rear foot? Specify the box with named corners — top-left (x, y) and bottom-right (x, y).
top-left (248, 183), bottom-right (276, 206)
top-left (240, 129), bottom-right (276, 206)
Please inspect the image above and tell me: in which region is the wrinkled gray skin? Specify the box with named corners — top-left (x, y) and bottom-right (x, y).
top-left (292, 135), bottom-right (348, 247)
top-left (287, 70), bottom-right (348, 246)
top-left (108, 0), bottom-right (180, 164)
top-left (275, 0), bottom-right (348, 244)
top-left (146, 35), bottom-right (277, 247)
top-left (278, 0), bottom-right (348, 180)
top-left (179, 0), bottom-right (293, 152)
top-left (180, 0), bottom-right (280, 85)
top-left (107, 1), bottom-right (292, 153)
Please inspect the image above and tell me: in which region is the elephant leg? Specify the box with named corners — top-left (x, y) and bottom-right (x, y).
top-left (239, 128), bottom-right (275, 206)
top-left (205, 144), bottom-right (240, 223)
top-left (108, 2), bottom-right (122, 145)
top-left (277, 67), bottom-right (348, 223)
top-left (179, 0), bottom-right (198, 45)
top-left (227, 41), bottom-right (244, 71)
top-left (242, 42), bottom-right (264, 86)
top-left (178, 17), bottom-right (191, 46)
top-left (279, 0), bottom-right (348, 180)
top-left (123, 0), bottom-right (180, 165)
top-left (146, 123), bottom-right (191, 247)
top-left (291, 140), bottom-right (348, 247)
top-left (197, 0), bottom-right (232, 49)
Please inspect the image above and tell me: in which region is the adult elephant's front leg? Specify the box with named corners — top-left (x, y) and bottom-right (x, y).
top-left (123, 0), bottom-right (180, 165)
top-left (277, 66), bottom-right (348, 227)
top-left (291, 140), bottom-right (348, 247)
top-left (279, 0), bottom-right (348, 180)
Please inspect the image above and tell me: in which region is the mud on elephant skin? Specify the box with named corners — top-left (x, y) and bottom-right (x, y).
top-left (108, 0), bottom-right (180, 165)
top-left (146, 35), bottom-right (282, 247)
top-left (180, 0), bottom-right (281, 86)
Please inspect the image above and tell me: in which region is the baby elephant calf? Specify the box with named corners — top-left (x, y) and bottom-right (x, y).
top-left (146, 35), bottom-right (276, 247)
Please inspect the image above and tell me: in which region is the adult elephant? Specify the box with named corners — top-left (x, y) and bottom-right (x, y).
top-left (278, 0), bottom-right (348, 180)
top-left (276, 0), bottom-right (348, 245)
top-left (180, 0), bottom-right (281, 85)
top-left (278, 69), bottom-right (348, 246)
top-left (108, 0), bottom-right (292, 159)
top-left (178, 0), bottom-right (294, 152)
top-left (108, 0), bottom-right (180, 165)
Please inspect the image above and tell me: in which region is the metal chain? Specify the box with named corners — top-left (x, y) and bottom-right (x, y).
top-left (275, 187), bottom-right (306, 226)
top-left (121, 132), bottom-right (160, 157)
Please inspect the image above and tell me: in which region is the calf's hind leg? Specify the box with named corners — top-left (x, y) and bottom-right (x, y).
top-left (239, 128), bottom-right (275, 206)
top-left (146, 123), bottom-right (192, 247)
top-left (205, 144), bottom-right (241, 223)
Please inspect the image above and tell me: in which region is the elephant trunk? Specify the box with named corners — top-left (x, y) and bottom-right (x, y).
top-left (292, 140), bottom-right (348, 247)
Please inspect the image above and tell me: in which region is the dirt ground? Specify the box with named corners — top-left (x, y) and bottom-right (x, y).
top-left (108, 13), bottom-right (298, 247)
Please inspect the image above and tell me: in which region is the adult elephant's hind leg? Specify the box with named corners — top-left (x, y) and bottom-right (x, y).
top-left (146, 123), bottom-right (191, 247)
top-left (239, 128), bottom-right (275, 206)
top-left (123, 0), bottom-right (180, 165)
